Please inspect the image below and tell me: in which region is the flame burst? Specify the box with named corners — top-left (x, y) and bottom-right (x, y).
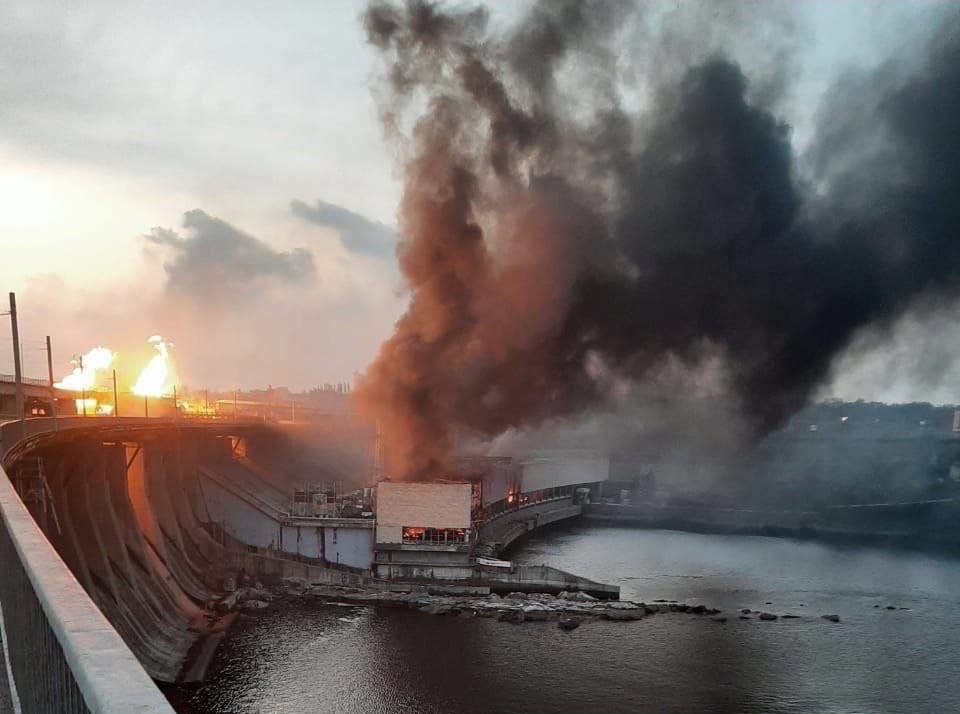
top-left (54, 347), bottom-right (115, 391)
top-left (132, 336), bottom-right (174, 397)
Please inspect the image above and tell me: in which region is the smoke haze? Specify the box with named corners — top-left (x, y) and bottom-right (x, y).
top-left (356, 0), bottom-right (960, 480)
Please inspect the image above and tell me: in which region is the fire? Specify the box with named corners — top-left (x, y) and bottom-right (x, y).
top-left (132, 335), bottom-right (174, 397)
top-left (54, 347), bottom-right (115, 391)
top-left (74, 398), bottom-right (113, 416)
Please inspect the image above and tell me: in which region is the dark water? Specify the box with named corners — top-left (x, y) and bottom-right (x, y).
top-left (175, 527), bottom-right (960, 714)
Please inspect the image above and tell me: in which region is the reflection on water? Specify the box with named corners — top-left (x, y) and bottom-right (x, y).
top-left (172, 527), bottom-right (960, 714)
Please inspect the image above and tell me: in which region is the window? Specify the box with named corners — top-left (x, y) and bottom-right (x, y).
top-left (402, 527), bottom-right (467, 545)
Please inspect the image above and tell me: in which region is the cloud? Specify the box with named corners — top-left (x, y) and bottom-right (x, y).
top-left (145, 209), bottom-right (315, 302)
top-left (291, 198), bottom-right (396, 257)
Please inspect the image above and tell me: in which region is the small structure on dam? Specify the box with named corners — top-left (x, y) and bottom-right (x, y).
top-left (373, 481), bottom-right (474, 580)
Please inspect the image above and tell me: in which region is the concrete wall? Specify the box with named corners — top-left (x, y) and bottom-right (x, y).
top-left (201, 474), bottom-right (281, 549)
top-left (0, 445), bottom-right (175, 713)
top-left (324, 526), bottom-right (374, 569)
top-left (479, 499), bottom-right (582, 553)
top-left (482, 564), bottom-right (619, 599)
top-left (278, 523), bottom-right (374, 570)
top-left (375, 482), bottom-right (472, 543)
top-left (519, 451), bottom-right (610, 492)
top-left (0, 419), bottom-right (373, 685)
top-left (0, 419), bottom-right (243, 689)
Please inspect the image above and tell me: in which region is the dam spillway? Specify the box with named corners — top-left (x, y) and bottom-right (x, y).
top-left (0, 417), bottom-right (377, 685)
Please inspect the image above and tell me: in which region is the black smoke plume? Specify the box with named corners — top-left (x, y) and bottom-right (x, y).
top-left (357, 0), bottom-right (960, 480)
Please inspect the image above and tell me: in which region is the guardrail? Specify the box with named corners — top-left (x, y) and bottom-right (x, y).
top-left (0, 375), bottom-right (49, 387)
top-left (0, 420), bottom-right (175, 714)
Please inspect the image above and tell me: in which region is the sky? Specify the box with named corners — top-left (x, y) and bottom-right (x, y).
top-left (0, 0), bottom-right (955, 402)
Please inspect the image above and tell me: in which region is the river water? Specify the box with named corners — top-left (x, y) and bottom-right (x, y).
top-left (172, 526), bottom-right (960, 714)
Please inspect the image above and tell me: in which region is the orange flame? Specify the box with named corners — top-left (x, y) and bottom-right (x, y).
top-left (132, 335), bottom-right (174, 397)
top-left (54, 347), bottom-right (115, 391)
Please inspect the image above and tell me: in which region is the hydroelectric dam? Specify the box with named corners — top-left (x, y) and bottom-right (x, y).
top-left (0, 413), bottom-right (607, 713)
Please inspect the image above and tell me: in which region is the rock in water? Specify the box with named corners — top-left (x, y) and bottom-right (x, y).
top-left (558, 590), bottom-right (596, 602)
top-left (601, 609), bottom-right (645, 621)
top-left (558, 618), bottom-right (580, 631)
top-left (759, 612), bottom-right (778, 621)
top-left (241, 599), bottom-right (269, 612)
top-left (821, 614), bottom-right (840, 623)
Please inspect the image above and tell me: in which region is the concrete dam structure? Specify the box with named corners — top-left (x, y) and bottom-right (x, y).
top-left (1, 416), bottom-right (611, 713)
top-left (0, 416), bottom-right (382, 709)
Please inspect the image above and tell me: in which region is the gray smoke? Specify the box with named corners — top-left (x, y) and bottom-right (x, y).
top-left (146, 209), bottom-right (316, 302)
top-left (357, 0), bottom-right (960, 480)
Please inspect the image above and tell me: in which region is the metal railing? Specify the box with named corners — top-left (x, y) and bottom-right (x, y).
top-left (0, 423), bottom-right (174, 714)
top-left (0, 375), bottom-right (48, 388)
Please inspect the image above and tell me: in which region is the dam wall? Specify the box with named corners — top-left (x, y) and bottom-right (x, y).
top-left (0, 418), bottom-right (176, 713)
top-left (0, 418), bottom-right (375, 687)
top-left (478, 496), bottom-right (583, 554)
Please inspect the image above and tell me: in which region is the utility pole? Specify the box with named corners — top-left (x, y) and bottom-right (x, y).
top-left (143, 394), bottom-right (148, 418)
top-left (45, 335), bottom-right (58, 430)
top-left (79, 353), bottom-right (86, 417)
top-left (8, 293), bottom-right (24, 423)
top-left (172, 385), bottom-right (178, 421)
top-left (112, 369), bottom-right (119, 418)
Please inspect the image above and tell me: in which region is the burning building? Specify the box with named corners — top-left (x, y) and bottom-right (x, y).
top-left (373, 481), bottom-right (475, 580)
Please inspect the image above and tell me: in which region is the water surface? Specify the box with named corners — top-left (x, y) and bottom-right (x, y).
top-left (175, 527), bottom-right (960, 713)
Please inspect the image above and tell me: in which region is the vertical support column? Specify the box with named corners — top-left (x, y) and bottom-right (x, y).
top-left (79, 353), bottom-right (87, 417)
top-left (45, 334), bottom-right (55, 409)
top-left (112, 369), bottom-right (120, 418)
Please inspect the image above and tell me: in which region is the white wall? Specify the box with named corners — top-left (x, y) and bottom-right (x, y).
top-left (520, 451), bottom-right (610, 492)
top-left (324, 527), bottom-right (374, 570)
top-left (376, 482), bottom-right (472, 530)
